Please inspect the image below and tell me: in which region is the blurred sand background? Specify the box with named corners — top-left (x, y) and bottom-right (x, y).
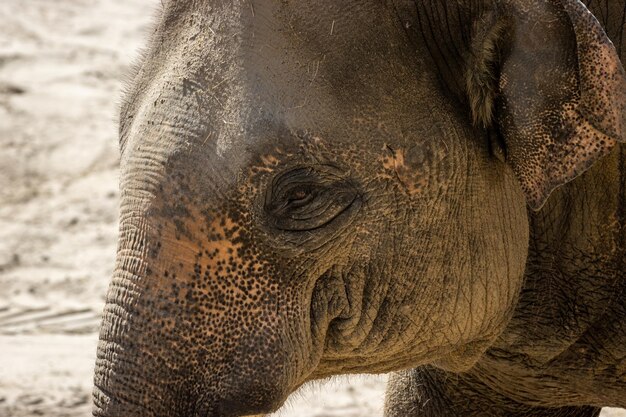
top-left (0, 1), bottom-right (623, 416)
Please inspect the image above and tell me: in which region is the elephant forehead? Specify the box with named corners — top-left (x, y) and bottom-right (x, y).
top-left (119, 0), bottom-right (438, 173)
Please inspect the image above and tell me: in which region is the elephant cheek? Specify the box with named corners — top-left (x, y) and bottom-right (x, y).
top-left (94, 209), bottom-right (295, 417)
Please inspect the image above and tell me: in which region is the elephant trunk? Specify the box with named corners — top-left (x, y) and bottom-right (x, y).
top-left (92, 192), bottom-right (294, 417)
top-left (92, 221), bottom-right (184, 416)
top-left (93, 18), bottom-right (307, 409)
top-left (93, 335), bottom-right (170, 416)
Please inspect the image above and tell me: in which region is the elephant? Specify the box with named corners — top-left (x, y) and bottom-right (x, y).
top-left (92, 0), bottom-right (626, 416)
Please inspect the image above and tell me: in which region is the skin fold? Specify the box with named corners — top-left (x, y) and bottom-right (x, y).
top-left (93, 1), bottom-right (625, 416)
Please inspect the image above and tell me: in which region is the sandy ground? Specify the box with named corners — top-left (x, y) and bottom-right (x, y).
top-left (0, 1), bottom-right (623, 416)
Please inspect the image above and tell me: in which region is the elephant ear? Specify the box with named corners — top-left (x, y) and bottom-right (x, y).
top-left (468, 0), bottom-right (626, 210)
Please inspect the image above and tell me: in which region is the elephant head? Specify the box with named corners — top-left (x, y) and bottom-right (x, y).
top-left (93, 0), bottom-right (626, 416)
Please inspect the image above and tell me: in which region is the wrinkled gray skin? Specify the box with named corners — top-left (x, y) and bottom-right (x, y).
top-left (93, 1), bottom-right (626, 416)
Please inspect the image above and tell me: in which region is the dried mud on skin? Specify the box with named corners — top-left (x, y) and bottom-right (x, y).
top-left (0, 1), bottom-right (623, 416)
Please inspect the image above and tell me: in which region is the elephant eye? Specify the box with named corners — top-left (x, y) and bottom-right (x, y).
top-left (284, 185), bottom-right (317, 209)
top-left (265, 166), bottom-right (358, 232)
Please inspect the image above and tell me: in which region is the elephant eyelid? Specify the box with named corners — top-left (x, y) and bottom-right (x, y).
top-left (264, 165), bottom-right (359, 232)
top-left (269, 183), bottom-right (319, 214)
